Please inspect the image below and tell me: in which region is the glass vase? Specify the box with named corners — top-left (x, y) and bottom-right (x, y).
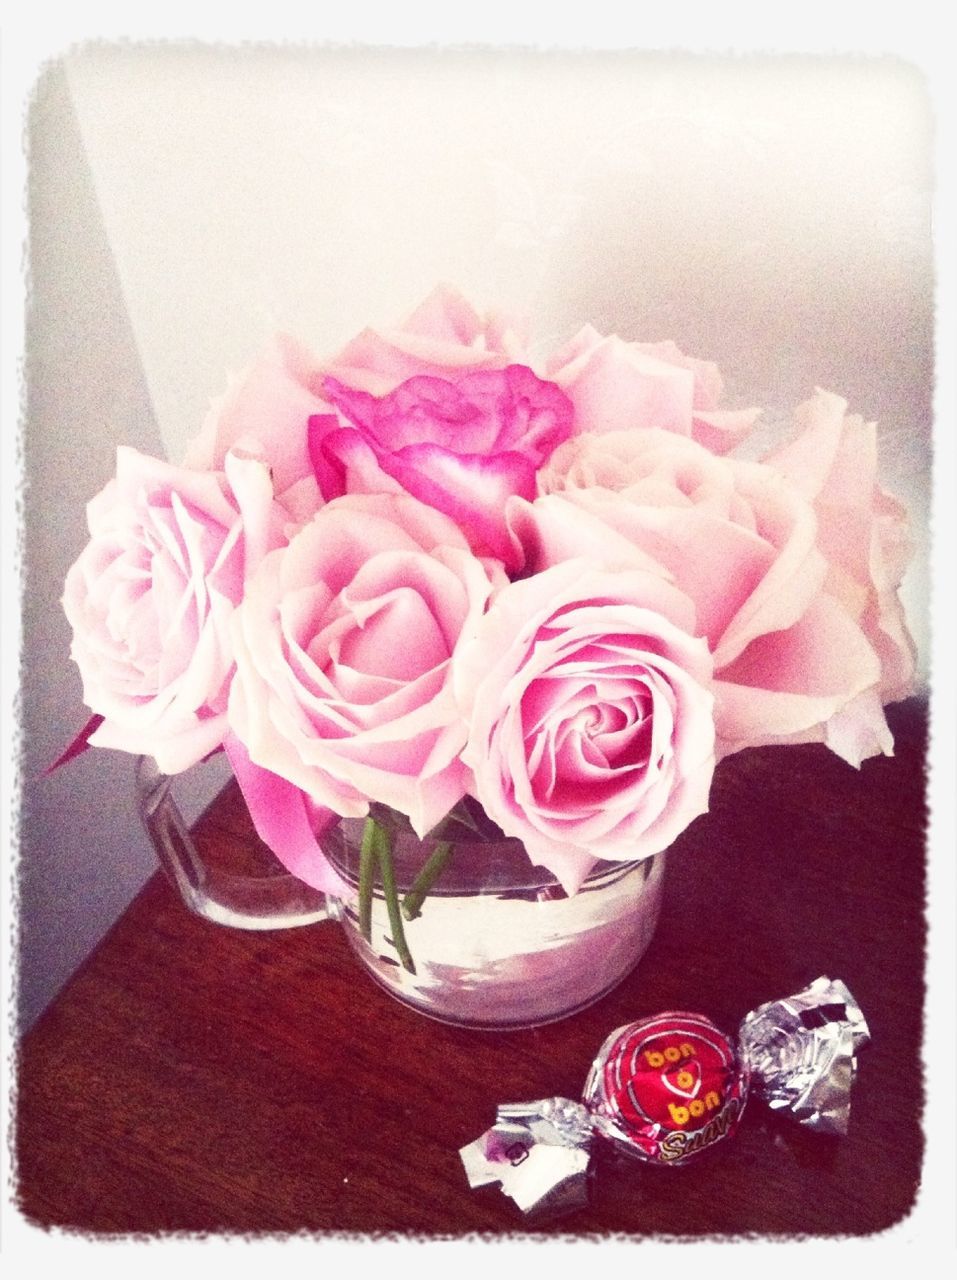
top-left (136, 754), bottom-right (665, 1030)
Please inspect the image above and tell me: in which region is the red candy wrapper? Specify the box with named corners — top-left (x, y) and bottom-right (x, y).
top-left (583, 1011), bottom-right (748, 1165)
top-left (460, 976), bottom-right (868, 1217)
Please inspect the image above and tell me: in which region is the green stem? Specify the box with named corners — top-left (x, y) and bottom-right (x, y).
top-left (401, 840), bottom-right (453, 921)
top-left (357, 816), bottom-right (379, 942)
top-left (375, 823), bottom-right (416, 974)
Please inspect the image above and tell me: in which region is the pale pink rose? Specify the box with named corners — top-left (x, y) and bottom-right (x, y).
top-left (62, 446), bottom-right (284, 774)
top-left (454, 560), bottom-right (715, 894)
top-left (183, 334), bottom-right (327, 507)
top-left (762, 389), bottom-right (916, 762)
top-left (545, 326), bottom-right (761, 453)
top-left (308, 364), bottom-right (574, 565)
top-left (518, 426), bottom-right (893, 764)
top-left (320, 284), bottom-right (530, 395)
top-left (227, 492), bottom-right (498, 836)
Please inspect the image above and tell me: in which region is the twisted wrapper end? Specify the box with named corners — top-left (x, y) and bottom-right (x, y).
top-left (739, 975), bottom-right (870, 1136)
top-left (459, 1097), bottom-right (594, 1216)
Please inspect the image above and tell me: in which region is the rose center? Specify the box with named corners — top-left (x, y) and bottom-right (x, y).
top-left (336, 586), bottom-right (448, 682)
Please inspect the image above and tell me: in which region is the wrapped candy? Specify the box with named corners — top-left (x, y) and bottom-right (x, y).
top-left (460, 976), bottom-right (869, 1216)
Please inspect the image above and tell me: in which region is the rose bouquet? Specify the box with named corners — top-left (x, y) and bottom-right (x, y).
top-left (59, 286), bottom-right (915, 981)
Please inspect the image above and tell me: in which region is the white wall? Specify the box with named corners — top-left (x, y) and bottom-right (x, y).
top-left (19, 45), bottom-right (933, 1026)
top-left (19, 62), bottom-right (227, 1031)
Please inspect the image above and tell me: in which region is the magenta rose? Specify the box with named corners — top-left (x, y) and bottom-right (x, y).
top-left (62, 446), bottom-right (284, 773)
top-left (454, 560), bottom-right (715, 894)
top-left (521, 423), bottom-right (900, 764)
top-left (307, 363), bottom-right (574, 566)
top-left (226, 492), bottom-right (498, 836)
top-left (545, 326), bottom-right (761, 453)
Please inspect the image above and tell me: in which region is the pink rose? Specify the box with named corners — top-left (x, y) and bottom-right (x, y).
top-left (182, 334), bottom-right (328, 509)
top-left (519, 425), bottom-right (894, 764)
top-left (62, 446), bottom-right (283, 773)
top-left (226, 492), bottom-right (498, 836)
top-left (320, 284), bottom-right (530, 394)
top-left (762, 389), bottom-right (916, 761)
top-left (308, 364), bottom-right (574, 565)
top-left (545, 326), bottom-right (761, 453)
top-left (454, 560), bottom-right (715, 894)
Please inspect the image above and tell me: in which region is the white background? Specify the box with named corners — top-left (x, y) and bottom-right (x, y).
top-left (3, 11), bottom-right (952, 1264)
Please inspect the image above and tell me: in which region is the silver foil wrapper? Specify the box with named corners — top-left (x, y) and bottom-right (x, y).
top-left (738, 974), bottom-right (870, 1136)
top-left (459, 1097), bottom-right (594, 1216)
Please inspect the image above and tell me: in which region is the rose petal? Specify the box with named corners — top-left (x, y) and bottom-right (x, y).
top-left (223, 733), bottom-right (348, 895)
top-left (309, 419), bottom-right (405, 503)
top-left (375, 441), bottom-right (537, 564)
top-left (548, 333), bottom-right (697, 436)
top-left (183, 335), bottom-right (328, 494)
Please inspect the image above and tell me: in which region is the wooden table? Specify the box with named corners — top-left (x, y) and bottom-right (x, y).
top-left (16, 697), bottom-right (927, 1238)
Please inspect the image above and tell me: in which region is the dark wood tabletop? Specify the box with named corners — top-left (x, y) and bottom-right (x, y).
top-left (15, 696), bottom-right (928, 1239)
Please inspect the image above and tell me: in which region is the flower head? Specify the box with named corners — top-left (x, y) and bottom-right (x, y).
top-left (309, 364), bottom-right (574, 566)
top-left (227, 492), bottom-right (499, 836)
top-left (62, 447), bottom-right (284, 773)
top-left (454, 560), bottom-right (715, 893)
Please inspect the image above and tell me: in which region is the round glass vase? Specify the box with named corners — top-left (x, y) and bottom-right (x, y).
top-left (136, 755), bottom-right (666, 1030)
